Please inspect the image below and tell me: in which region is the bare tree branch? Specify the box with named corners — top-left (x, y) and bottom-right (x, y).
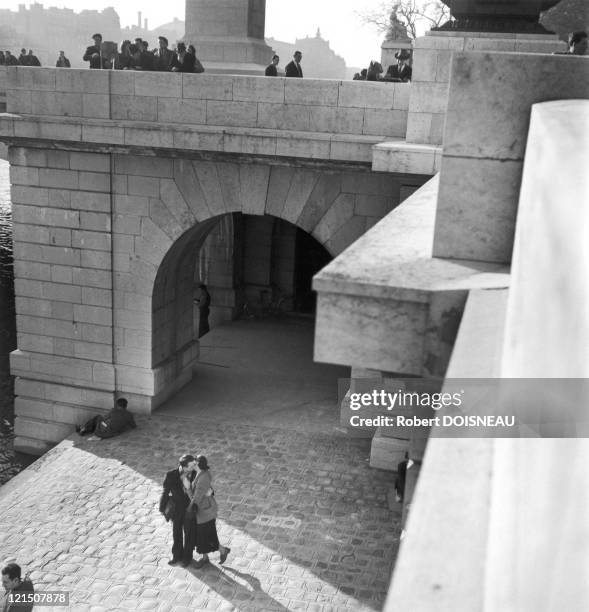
top-left (357, 0), bottom-right (451, 40)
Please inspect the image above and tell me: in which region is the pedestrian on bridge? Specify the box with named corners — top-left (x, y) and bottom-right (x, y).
top-left (190, 455), bottom-right (230, 568)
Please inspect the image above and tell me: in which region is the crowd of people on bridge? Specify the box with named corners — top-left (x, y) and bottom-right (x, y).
top-left (353, 49), bottom-right (414, 82)
top-left (2, 29), bottom-right (585, 79)
top-left (83, 33), bottom-right (205, 73)
top-left (0, 49), bottom-right (41, 67)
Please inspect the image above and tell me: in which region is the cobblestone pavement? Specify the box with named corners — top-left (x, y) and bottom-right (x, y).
top-left (0, 413), bottom-right (401, 611)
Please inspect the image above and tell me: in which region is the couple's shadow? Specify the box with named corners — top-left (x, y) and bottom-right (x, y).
top-left (186, 562), bottom-right (290, 611)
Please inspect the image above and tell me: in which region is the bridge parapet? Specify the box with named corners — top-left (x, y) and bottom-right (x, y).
top-left (0, 67), bottom-right (410, 165)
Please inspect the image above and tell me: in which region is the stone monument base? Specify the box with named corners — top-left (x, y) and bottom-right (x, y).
top-left (196, 37), bottom-right (272, 75)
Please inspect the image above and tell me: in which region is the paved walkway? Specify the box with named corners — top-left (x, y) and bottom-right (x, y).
top-left (0, 319), bottom-right (401, 611)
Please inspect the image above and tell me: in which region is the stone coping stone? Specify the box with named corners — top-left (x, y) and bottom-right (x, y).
top-left (0, 112), bottom-right (385, 164)
top-left (445, 288), bottom-right (509, 378)
top-left (425, 30), bottom-right (562, 40)
top-left (372, 140), bottom-right (442, 175)
top-left (385, 437), bottom-right (494, 611)
top-left (313, 174), bottom-right (509, 304)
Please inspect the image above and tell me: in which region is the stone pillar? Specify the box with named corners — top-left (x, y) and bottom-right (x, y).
top-left (406, 31), bottom-right (566, 145)
top-left (198, 215), bottom-right (238, 327)
top-left (185, 0), bottom-right (273, 74)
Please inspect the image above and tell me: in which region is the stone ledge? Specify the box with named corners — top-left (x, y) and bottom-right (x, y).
top-left (313, 175), bottom-right (507, 302)
top-left (0, 113), bottom-right (387, 165)
top-left (312, 175), bottom-right (509, 375)
top-left (372, 141), bottom-right (442, 175)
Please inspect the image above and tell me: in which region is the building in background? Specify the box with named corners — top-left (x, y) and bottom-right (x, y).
top-left (267, 29), bottom-right (347, 79)
top-left (0, 4), bottom-right (189, 68)
top-left (0, 4), bottom-right (120, 68)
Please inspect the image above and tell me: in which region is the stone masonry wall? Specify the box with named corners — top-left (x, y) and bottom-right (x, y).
top-left (3, 68), bottom-right (411, 152)
top-left (406, 33), bottom-right (566, 145)
top-left (0, 66), bottom-right (431, 453)
top-left (9, 147), bottom-right (115, 453)
top-left (7, 143), bottom-right (415, 453)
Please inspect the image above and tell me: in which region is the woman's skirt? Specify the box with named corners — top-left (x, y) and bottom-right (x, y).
top-left (196, 519), bottom-right (220, 554)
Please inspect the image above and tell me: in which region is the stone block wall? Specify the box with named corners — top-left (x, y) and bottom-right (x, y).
top-left (434, 52), bottom-right (589, 264)
top-left (406, 32), bottom-right (566, 145)
top-left (4, 68), bottom-right (411, 141)
top-left (1, 65), bottom-right (435, 453)
top-left (8, 146), bottom-right (115, 453)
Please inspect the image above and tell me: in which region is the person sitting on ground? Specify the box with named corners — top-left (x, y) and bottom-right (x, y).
top-left (187, 44), bottom-right (205, 73)
top-left (77, 397), bottom-right (136, 439)
top-left (171, 42), bottom-right (195, 73)
top-left (17, 48), bottom-right (29, 66)
top-left (27, 49), bottom-right (41, 66)
top-left (55, 50), bottom-right (71, 68)
top-left (567, 31), bottom-right (588, 55)
top-left (265, 54), bottom-right (280, 76)
top-left (2, 563), bottom-right (34, 612)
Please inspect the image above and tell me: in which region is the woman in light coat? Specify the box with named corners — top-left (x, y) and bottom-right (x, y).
top-left (190, 455), bottom-right (230, 568)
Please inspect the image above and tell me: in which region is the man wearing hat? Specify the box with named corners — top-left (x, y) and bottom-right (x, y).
top-left (83, 33), bottom-right (109, 69)
top-left (385, 49), bottom-right (412, 82)
top-left (155, 36), bottom-right (175, 71)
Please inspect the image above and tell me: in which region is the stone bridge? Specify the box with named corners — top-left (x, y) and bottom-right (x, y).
top-left (0, 66), bottom-right (429, 454)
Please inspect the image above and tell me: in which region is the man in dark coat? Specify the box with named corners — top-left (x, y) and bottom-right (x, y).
top-left (193, 284), bottom-right (211, 337)
top-left (265, 54), bottom-right (279, 76)
top-left (171, 42), bottom-right (195, 73)
top-left (385, 49), bottom-right (412, 82)
top-left (4, 51), bottom-right (18, 66)
top-left (159, 454), bottom-right (198, 566)
top-left (285, 50), bottom-right (303, 77)
top-left (83, 33), bottom-right (109, 69)
top-left (56, 51), bottom-right (71, 68)
top-left (136, 40), bottom-right (155, 71)
top-left (27, 50), bottom-right (41, 66)
top-left (2, 563), bottom-right (34, 612)
top-left (18, 49), bottom-right (29, 66)
top-left (76, 397), bottom-right (136, 438)
top-left (154, 36), bottom-right (175, 71)
top-left (395, 452), bottom-right (411, 502)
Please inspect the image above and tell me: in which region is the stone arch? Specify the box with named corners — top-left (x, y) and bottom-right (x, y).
top-left (112, 154), bottom-right (399, 409)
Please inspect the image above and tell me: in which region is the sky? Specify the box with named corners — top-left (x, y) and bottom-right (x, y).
top-left (0, 0), bottom-right (391, 68)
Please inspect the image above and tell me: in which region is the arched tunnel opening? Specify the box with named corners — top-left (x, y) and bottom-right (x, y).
top-left (151, 213), bottom-right (348, 428)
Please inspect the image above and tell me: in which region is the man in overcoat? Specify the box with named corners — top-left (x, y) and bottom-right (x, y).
top-left (285, 50), bottom-right (303, 77)
top-left (159, 454), bottom-right (197, 566)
